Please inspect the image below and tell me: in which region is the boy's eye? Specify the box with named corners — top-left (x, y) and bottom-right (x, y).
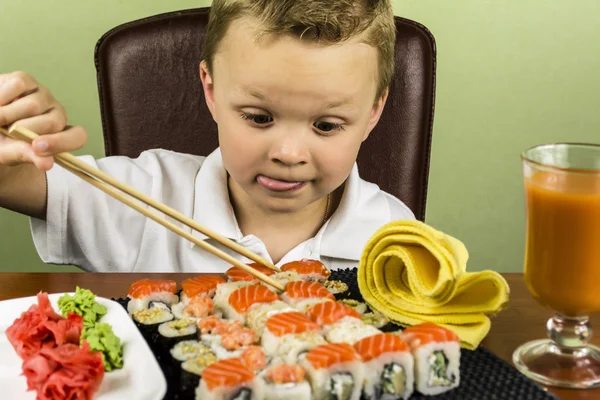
top-left (313, 121), bottom-right (344, 133)
top-left (240, 112), bottom-right (273, 126)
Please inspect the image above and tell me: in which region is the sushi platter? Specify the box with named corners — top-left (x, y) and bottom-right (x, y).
top-left (113, 261), bottom-right (556, 400)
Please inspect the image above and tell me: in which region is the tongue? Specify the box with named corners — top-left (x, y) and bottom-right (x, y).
top-left (257, 175), bottom-right (304, 191)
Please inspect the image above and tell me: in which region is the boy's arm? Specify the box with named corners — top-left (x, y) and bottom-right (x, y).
top-left (0, 164), bottom-right (47, 220)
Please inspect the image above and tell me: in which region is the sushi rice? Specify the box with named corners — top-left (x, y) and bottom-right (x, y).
top-left (170, 340), bottom-right (212, 362)
top-left (338, 299), bottom-right (368, 314)
top-left (323, 316), bottom-right (381, 345)
top-left (272, 331), bottom-right (328, 364)
top-left (256, 364), bottom-right (312, 400)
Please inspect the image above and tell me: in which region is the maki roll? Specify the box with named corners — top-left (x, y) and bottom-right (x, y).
top-left (323, 316), bottom-right (381, 345)
top-left (157, 318), bottom-right (198, 347)
top-left (224, 285), bottom-right (279, 321)
top-left (172, 275), bottom-right (226, 319)
top-left (400, 323), bottom-right (460, 396)
top-left (338, 299), bottom-right (368, 315)
top-left (246, 301), bottom-right (296, 337)
top-left (257, 364), bottom-right (312, 400)
top-left (300, 343), bottom-right (364, 400)
top-left (239, 345), bottom-right (268, 373)
top-left (213, 281), bottom-right (256, 316)
top-left (280, 281), bottom-right (335, 312)
top-left (196, 358), bottom-right (258, 400)
top-left (180, 350), bottom-right (219, 393)
top-left (225, 263), bottom-right (276, 283)
top-left (268, 271), bottom-right (303, 290)
top-left (172, 295), bottom-right (215, 320)
top-left (198, 316), bottom-right (259, 360)
top-left (354, 333), bottom-right (414, 400)
top-left (280, 259), bottom-right (331, 282)
top-left (181, 350), bottom-right (218, 375)
top-left (181, 275), bottom-right (227, 304)
top-left (361, 312), bottom-right (391, 329)
top-left (323, 280), bottom-right (348, 295)
top-left (275, 330), bottom-right (327, 365)
top-left (305, 300), bottom-right (361, 326)
top-left (170, 340), bottom-right (212, 362)
top-left (127, 279), bottom-right (179, 314)
top-left (261, 312), bottom-right (321, 357)
top-left (131, 302), bottom-right (174, 335)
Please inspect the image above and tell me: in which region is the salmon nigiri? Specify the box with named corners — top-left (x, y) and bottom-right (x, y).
top-left (401, 322), bottom-right (460, 347)
top-left (181, 275), bottom-right (226, 301)
top-left (126, 279), bottom-right (178, 315)
top-left (354, 333), bottom-right (414, 400)
top-left (196, 358), bottom-right (257, 400)
top-left (280, 259), bottom-right (331, 281)
top-left (264, 312), bottom-right (319, 338)
top-left (225, 263), bottom-right (276, 282)
top-left (301, 343), bottom-right (364, 400)
top-left (400, 323), bottom-right (460, 396)
top-left (281, 281), bottom-right (335, 312)
top-left (305, 300), bottom-right (361, 326)
top-left (225, 284), bottom-right (279, 321)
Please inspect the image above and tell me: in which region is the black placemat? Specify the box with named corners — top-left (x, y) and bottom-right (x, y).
top-left (114, 269), bottom-right (558, 400)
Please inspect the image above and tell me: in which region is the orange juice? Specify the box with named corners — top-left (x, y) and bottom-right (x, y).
top-left (524, 170), bottom-right (600, 316)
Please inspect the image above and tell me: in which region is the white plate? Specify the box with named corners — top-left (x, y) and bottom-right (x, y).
top-left (0, 293), bottom-right (167, 400)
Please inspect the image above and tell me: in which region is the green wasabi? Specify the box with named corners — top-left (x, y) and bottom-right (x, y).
top-left (58, 287), bottom-right (107, 328)
top-left (82, 322), bottom-right (124, 371)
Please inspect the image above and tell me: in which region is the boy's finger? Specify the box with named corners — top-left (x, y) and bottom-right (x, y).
top-left (28, 149), bottom-right (55, 171)
top-left (0, 136), bottom-right (34, 165)
top-left (31, 125), bottom-right (87, 156)
top-left (0, 91), bottom-right (52, 127)
top-left (0, 72), bottom-right (38, 106)
top-left (0, 136), bottom-right (55, 170)
top-left (11, 108), bottom-right (67, 136)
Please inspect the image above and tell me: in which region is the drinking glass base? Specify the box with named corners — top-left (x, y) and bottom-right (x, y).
top-left (513, 339), bottom-right (600, 389)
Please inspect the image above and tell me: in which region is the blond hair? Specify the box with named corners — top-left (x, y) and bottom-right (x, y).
top-left (201, 0), bottom-right (396, 99)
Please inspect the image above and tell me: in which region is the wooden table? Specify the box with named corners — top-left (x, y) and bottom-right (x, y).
top-left (1, 272), bottom-right (598, 400)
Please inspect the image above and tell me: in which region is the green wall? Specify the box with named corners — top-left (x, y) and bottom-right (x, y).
top-left (1, 1), bottom-right (599, 273)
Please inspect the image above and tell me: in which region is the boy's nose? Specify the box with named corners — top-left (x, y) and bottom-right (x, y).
top-left (268, 135), bottom-right (310, 166)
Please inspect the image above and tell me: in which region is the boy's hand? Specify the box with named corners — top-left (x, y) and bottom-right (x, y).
top-left (0, 71), bottom-right (87, 171)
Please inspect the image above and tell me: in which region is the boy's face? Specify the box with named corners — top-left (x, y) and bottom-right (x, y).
top-left (200, 17), bottom-right (387, 214)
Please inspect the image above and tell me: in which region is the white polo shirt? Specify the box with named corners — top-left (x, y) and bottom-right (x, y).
top-left (30, 148), bottom-right (415, 272)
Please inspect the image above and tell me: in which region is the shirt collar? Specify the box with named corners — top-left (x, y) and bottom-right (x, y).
top-left (316, 163), bottom-right (391, 261)
top-left (190, 148), bottom-right (242, 247)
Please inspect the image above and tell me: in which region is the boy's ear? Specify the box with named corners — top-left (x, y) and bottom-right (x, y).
top-left (362, 88), bottom-right (389, 142)
top-left (200, 60), bottom-right (218, 122)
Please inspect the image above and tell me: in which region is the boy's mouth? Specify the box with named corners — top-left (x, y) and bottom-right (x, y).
top-left (256, 175), bottom-right (308, 192)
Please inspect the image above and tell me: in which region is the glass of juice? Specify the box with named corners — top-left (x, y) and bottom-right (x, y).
top-left (513, 143), bottom-right (600, 388)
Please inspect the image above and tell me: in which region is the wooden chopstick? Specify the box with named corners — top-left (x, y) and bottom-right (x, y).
top-left (1, 126), bottom-right (285, 291)
top-left (3, 126), bottom-right (278, 271)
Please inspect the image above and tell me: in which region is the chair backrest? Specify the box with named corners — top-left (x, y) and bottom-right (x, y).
top-left (94, 7), bottom-right (436, 220)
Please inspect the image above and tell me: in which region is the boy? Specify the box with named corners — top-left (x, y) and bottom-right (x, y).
top-left (0, 0), bottom-right (415, 272)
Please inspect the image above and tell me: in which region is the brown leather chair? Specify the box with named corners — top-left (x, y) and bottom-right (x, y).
top-left (94, 7), bottom-right (436, 221)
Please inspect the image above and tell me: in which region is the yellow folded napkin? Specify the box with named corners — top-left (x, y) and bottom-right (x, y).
top-left (357, 220), bottom-right (510, 350)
